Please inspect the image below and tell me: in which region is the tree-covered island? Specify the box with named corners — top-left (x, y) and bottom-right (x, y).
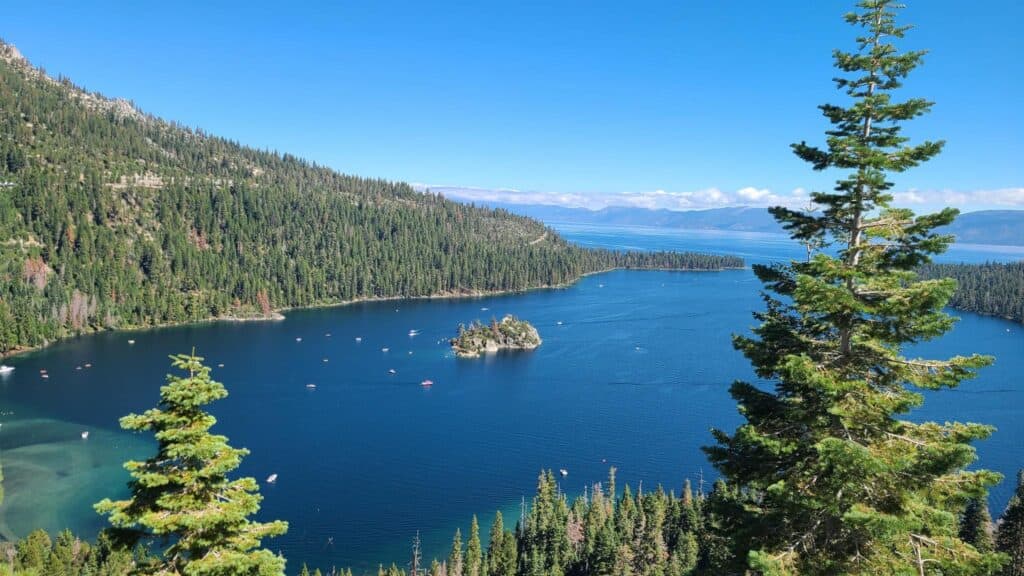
top-left (451, 315), bottom-right (541, 358)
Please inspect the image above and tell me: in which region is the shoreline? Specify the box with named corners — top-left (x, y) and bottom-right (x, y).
top-left (0, 265), bottom-right (744, 361)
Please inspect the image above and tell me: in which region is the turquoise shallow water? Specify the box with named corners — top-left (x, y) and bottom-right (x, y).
top-left (0, 225), bottom-right (1020, 572)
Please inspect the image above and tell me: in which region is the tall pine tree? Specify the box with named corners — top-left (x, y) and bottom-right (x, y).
top-left (960, 497), bottom-right (996, 553)
top-left (998, 471), bottom-right (1024, 576)
top-left (704, 1), bottom-right (1004, 574)
top-left (95, 352), bottom-right (288, 575)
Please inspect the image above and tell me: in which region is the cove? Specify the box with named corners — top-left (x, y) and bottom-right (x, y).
top-left (0, 226), bottom-right (1021, 572)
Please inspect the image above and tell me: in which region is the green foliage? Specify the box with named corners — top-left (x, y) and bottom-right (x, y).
top-left (961, 497), bottom-right (996, 553)
top-left (918, 262), bottom-right (1024, 324)
top-left (448, 529), bottom-right (463, 576)
top-left (703, 1), bottom-right (1004, 574)
top-left (466, 517), bottom-right (482, 576)
top-left (486, 512), bottom-right (516, 576)
top-left (0, 44), bottom-right (741, 356)
top-left (2, 528), bottom-right (140, 576)
top-left (94, 352), bottom-right (287, 575)
top-left (998, 472), bottom-right (1024, 576)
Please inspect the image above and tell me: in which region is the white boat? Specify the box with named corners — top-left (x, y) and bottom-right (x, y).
top-left (295, 337), bottom-right (302, 342)
top-left (127, 339), bottom-right (136, 345)
top-left (560, 469), bottom-right (568, 477)
top-left (381, 347), bottom-right (389, 352)
top-left (481, 307), bottom-right (489, 311)
top-left (556, 321), bottom-right (563, 326)
top-left (408, 329), bottom-right (420, 336)
top-left (305, 383), bottom-right (317, 389)
top-left (266, 473), bottom-right (278, 483)
top-left (389, 369), bottom-right (397, 374)
top-left (421, 379), bottom-right (433, 387)
top-left (355, 337), bottom-right (362, 342)
top-left (0, 365), bottom-right (14, 374)
top-left (81, 431), bottom-right (90, 440)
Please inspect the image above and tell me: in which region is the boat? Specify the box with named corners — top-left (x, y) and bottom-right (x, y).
top-left (481, 307), bottom-right (489, 311)
top-left (305, 383), bottom-right (317, 389)
top-left (325, 333), bottom-right (332, 337)
top-left (295, 337), bottom-right (302, 342)
top-left (322, 358), bottom-right (329, 363)
top-left (84, 363), bottom-right (92, 368)
top-left (0, 365), bottom-right (14, 374)
top-left (389, 369), bottom-right (397, 374)
top-left (382, 347), bottom-right (390, 352)
top-left (41, 374), bottom-right (49, 379)
top-left (81, 431), bottom-right (89, 440)
top-left (408, 329), bottom-right (420, 337)
top-left (128, 339), bottom-right (136, 345)
top-left (560, 469), bottom-right (568, 477)
top-left (556, 321), bottom-right (563, 326)
top-left (218, 363), bottom-right (225, 368)
top-left (355, 336), bottom-right (362, 342)
top-left (420, 379), bottom-right (433, 387)
top-left (266, 473), bottom-right (278, 483)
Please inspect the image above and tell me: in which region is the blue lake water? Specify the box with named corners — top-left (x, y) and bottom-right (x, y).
top-left (0, 225), bottom-right (1021, 573)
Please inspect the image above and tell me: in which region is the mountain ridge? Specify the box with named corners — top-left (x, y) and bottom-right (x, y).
top-left (467, 202), bottom-right (1024, 246)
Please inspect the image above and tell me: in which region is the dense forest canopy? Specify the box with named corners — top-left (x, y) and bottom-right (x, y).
top-left (918, 261), bottom-right (1024, 324)
top-left (0, 41), bottom-right (741, 355)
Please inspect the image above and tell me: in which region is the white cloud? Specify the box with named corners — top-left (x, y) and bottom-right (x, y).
top-left (737, 187), bottom-right (771, 201)
top-left (413, 183), bottom-right (1024, 213)
top-left (893, 188), bottom-right (1024, 208)
top-left (414, 183), bottom-right (809, 211)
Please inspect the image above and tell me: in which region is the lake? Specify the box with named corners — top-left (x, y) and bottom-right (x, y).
top-left (0, 225), bottom-right (1021, 572)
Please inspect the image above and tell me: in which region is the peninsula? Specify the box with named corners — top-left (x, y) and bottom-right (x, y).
top-left (451, 315), bottom-right (542, 358)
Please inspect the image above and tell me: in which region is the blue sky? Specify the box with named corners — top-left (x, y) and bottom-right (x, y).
top-left (4, 1), bottom-right (1022, 211)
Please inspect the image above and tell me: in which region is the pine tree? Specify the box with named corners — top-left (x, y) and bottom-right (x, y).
top-left (998, 471), bottom-right (1024, 576)
top-left (703, 1), bottom-right (1004, 574)
top-left (94, 352), bottom-right (288, 575)
top-left (961, 497), bottom-right (996, 553)
top-left (486, 512), bottom-right (515, 576)
top-left (448, 529), bottom-right (464, 576)
top-left (466, 517), bottom-right (482, 576)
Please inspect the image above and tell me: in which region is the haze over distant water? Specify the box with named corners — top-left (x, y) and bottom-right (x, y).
top-left (0, 226), bottom-right (1020, 572)
top-left (481, 204), bottom-right (1024, 247)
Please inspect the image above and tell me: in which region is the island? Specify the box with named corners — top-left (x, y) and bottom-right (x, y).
top-left (451, 315), bottom-right (542, 358)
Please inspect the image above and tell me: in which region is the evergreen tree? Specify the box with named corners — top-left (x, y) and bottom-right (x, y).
top-left (486, 512), bottom-right (515, 576)
top-left (998, 471), bottom-right (1024, 576)
top-left (703, 1), bottom-right (1003, 574)
top-left (94, 352), bottom-right (288, 575)
top-left (961, 497), bottom-right (996, 553)
top-left (466, 517), bottom-right (482, 576)
top-left (448, 529), bottom-right (464, 576)
top-left (518, 471), bottom-right (571, 576)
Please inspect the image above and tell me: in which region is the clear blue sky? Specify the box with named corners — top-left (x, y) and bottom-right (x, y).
top-left (4, 1), bottom-right (1022, 211)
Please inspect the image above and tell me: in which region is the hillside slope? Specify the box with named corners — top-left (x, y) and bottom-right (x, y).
top-left (0, 41), bottom-right (741, 354)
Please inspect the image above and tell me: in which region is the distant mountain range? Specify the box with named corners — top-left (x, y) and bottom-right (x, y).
top-left (479, 203), bottom-right (1024, 247)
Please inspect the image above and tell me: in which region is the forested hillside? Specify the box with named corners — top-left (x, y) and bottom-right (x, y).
top-left (0, 42), bottom-right (741, 355)
top-left (919, 261), bottom-right (1024, 323)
